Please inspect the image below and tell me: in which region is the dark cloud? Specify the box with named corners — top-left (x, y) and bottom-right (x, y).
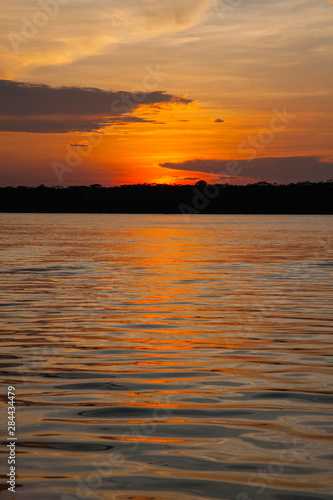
top-left (0, 80), bottom-right (193, 116)
top-left (214, 118), bottom-right (224, 123)
top-left (0, 80), bottom-right (193, 133)
top-left (0, 115), bottom-right (166, 133)
top-left (160, 157), bottom-right (333, 183)
top-left (0, 118), bottom-right (105, 134)
top-left (106, 116), bottom-right (165, 125)
top-left (0, 118), bottom-right (103, 134)
top-left (117, 116), bottom-right (157, 123)
top-left (70, 143), bottom-right (90, 148)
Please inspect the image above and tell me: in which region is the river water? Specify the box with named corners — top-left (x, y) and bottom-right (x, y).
top-left (0, 214), bottom-right (332, 500)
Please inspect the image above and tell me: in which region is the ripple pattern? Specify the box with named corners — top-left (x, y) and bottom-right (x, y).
top-left (0, 214), bottom-right (332, 500)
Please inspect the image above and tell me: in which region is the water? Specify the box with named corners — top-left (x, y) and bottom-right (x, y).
top-left (0, 214), bottom-right (332, 500)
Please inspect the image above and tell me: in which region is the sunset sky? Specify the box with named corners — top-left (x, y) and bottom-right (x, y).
top-left (0, 0), bottom-right (332, 186)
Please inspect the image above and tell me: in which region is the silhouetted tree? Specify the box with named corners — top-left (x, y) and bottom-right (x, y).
top-left (0, 181), bottom-right (332, 214)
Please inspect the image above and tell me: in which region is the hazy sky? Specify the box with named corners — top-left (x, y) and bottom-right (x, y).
top-left (0, 0), bottom-right (332, 186)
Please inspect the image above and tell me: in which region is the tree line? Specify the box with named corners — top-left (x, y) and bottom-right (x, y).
top-left (0, 181), bottom-right (332, 214)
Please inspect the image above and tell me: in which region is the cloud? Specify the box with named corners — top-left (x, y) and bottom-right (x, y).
top-left (142, 0), bottom-right (215, 34)
top-left (159, 157), bottom-right (333, 183)
top-left (0, 80), bottom-right (192, 116)
top-left (214, 118), bottom-right (224, 123)
top-left (0, 0), bottom-right (215, 76)
top-left (118, 116), bottom-right (155, 123)
top-left (0, 79), bottom-right (193, 132)
top-left (0, 118), bottom-right (104, 134)
top-left (110, 116), bottom-right (163, 124)
top-left (0, 116), bottom-right (166, 134)
top-left (70, 143), bottom-right (89, 148)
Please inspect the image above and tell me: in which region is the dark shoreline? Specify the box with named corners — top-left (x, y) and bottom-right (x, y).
top-left (1, 181), bottom-right (332, 214)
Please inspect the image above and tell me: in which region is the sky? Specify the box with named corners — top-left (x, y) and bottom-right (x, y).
top-left (0, 0), bottom-right (332, 186)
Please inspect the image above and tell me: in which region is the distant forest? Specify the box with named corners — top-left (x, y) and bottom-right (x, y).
top-left (0, 181), bottom-right (332, 214)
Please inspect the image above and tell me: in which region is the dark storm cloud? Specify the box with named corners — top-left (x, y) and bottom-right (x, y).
top-left (160, 157), bottom-right (333, 183)
top-left (0, 80), bottom-right (193, 132)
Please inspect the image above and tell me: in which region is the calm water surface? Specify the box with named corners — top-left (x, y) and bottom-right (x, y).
top-left (0, 214), bottom-right (333, 500)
